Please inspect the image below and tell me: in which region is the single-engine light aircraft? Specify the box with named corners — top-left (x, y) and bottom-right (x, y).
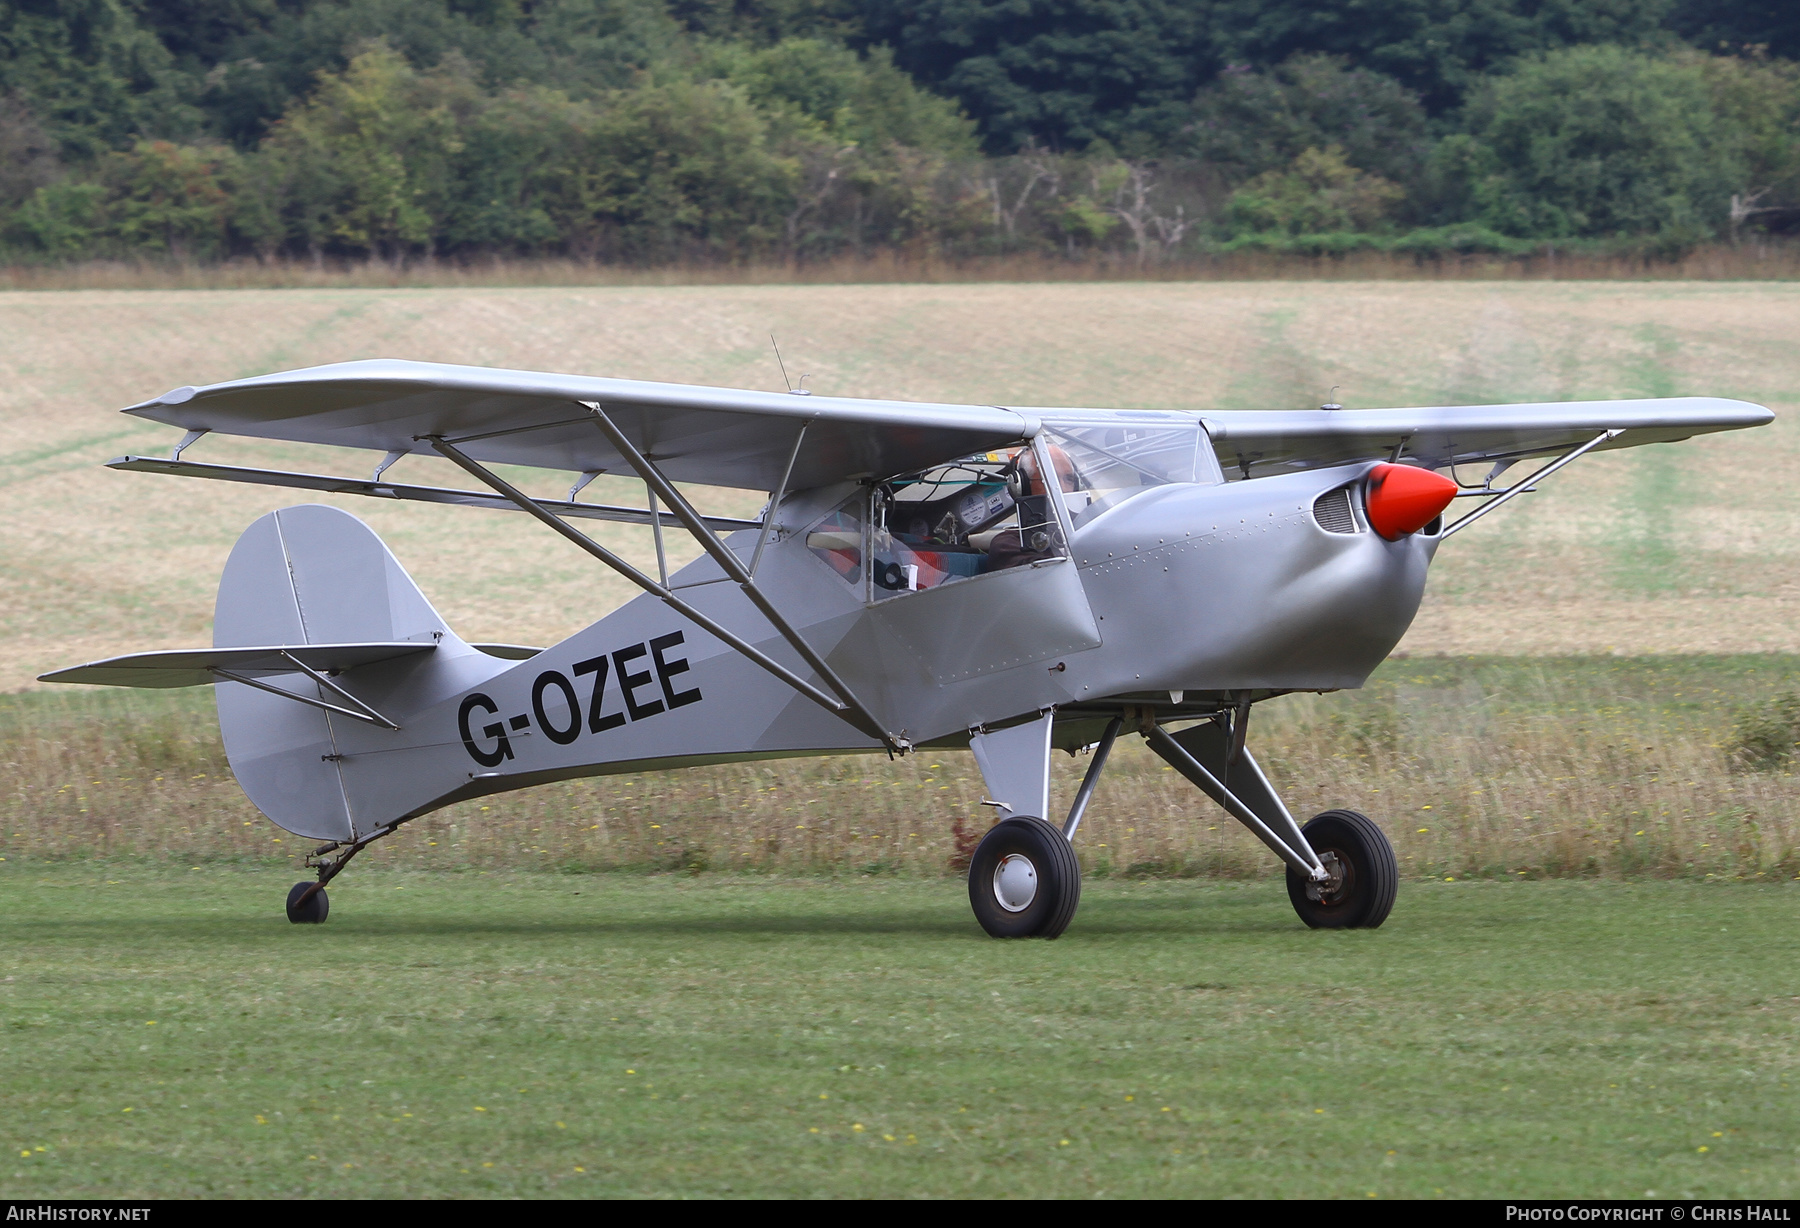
top-left (42, 360), bottom-right (1772, 935)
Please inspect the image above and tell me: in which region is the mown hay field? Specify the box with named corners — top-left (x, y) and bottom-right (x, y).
top-left (2, 281), bottom-right (1798, 877)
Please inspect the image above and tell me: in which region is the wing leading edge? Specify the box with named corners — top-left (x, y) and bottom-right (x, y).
top-left (124, 360), bottom-right (1773, 492)
top-left (125, 358), bottom-right (1037, 493)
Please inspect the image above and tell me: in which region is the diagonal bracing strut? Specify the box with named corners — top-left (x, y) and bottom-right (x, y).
top-left (1062, 715), bottom-right (1121, 839)
top-left (580, 403), bottom-right (902, 752)
top-left (425, 433), bottom-right (902, 752)
top-left (1440, 429), bottom-right (1623, 538)
top-left (1144, 721), bottom-right (1327, 880)
top-left (210, 651), bottom-right (400, 730)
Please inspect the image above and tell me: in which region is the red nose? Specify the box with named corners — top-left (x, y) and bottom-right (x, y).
top-left (1364, 463), bottom-right (1458, 540)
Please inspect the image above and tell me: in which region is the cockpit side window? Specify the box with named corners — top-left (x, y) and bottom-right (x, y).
top-left (863, 440), bottom-right (1071, 602)
top-left (1043, 420), bottom-right (1219, 528)
top-left (803, 424), bottom-right (1211, 598)
top-left (805, 498), bottom-right (865, 587)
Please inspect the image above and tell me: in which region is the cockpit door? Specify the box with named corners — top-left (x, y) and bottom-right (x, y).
top-left (866, 553), bottom-right (1099, 685)
top-left (863, 434), bottom-right (1098, 683)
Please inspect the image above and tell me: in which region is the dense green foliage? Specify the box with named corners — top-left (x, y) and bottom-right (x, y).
top-left (1, 0), bottom-right (1798, 264)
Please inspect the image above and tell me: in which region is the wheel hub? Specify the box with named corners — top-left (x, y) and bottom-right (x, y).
top-left (1305, 850), bottom-right (1349, 904)
top-left (992, 853), bottom-right (1039, 912)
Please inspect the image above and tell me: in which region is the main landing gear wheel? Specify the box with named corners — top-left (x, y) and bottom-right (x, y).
top-left (968, 816), bottom-right (1081, 939)
top-left (286, 881), bottom-right (329, 925)
top-left (1286, 810), bottom-right (1397, 930)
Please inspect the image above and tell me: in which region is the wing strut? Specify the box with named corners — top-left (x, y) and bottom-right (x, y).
top-left (581, 403), bottom-right (902, 753)
top-left (106, 455), bottom-right (762, 532)
top-left (1440, 429), bottom-right (1622, 538)
top-left (425, 433), bottom-right (903, 753)
top-left (751, 422), bottom-right (808, 577)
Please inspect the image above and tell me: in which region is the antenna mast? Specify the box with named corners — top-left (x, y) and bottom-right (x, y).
top-left (770, 335), bottom-right (793, 393)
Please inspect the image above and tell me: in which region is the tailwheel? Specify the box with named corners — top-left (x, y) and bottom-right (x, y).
top-left (285, 881), bottom-right (329, 925)
top-left (968, 816), bottom-right (1081, 939)
top-left (1285, 809), bottom-right (1397, 930)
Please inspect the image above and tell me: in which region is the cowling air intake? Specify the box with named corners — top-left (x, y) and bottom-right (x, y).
top-left (1364, 463), bottom-right (1458, 540)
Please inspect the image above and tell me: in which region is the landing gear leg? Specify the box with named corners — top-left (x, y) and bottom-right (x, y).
top-left (1143, 713), bottom-right (1400, 930)
top-left (284, 821), bottom-right (402, 925)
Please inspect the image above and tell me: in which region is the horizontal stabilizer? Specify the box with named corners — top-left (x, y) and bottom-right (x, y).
top-left (38, 641), bottom-right (435, 689)
top-left (471, 643), bottom-right (543, 660)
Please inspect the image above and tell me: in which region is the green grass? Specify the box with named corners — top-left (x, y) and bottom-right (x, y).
top-left (2, 864), bottom-right (1796, 1198)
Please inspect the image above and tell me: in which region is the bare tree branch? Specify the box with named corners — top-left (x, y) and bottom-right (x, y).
top-left (987, 142), bottom-right (1059, 241)
top-left (784, 144), bottom-right (857, 258)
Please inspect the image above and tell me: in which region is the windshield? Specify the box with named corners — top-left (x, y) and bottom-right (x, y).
top-left (1044, 420), bottom-right (1219, 527)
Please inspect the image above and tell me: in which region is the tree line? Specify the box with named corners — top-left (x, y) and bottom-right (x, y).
top-left (2, 0), bottom-right (1797, 266)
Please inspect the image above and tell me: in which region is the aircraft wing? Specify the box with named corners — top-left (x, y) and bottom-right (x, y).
top-left (123, 360), bottom-right (1771, 492)
top-left (1193, 397), bottom-right (1773, 476)
top-left (125, 359), bottom-right (1034, 493)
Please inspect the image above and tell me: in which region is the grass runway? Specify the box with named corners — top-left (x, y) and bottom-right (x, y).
top-left (2, 865), bottom-right (1795, 1198)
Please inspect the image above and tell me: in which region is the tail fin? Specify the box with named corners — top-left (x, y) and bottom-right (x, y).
top-left (216, 503), bottom-right (451, 651)
top-left (216, 504), bottom-right (469, 840)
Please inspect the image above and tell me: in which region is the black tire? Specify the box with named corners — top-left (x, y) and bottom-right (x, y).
top-left (967, 816), bottom-right (1081, 939)
top-left (286, 881), bottom-right (329, 925)
top-left (1285, 809), bottom-right (1397, 930)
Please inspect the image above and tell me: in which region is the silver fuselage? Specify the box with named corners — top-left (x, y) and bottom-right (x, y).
top-left (219, 462), bottom-right (1436, 837)
top-left (400, 465), bottom-right (1424, 800)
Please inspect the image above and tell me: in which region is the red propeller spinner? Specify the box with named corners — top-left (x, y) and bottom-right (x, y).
top-left (1364, 463), bottom-right (1458, 540)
